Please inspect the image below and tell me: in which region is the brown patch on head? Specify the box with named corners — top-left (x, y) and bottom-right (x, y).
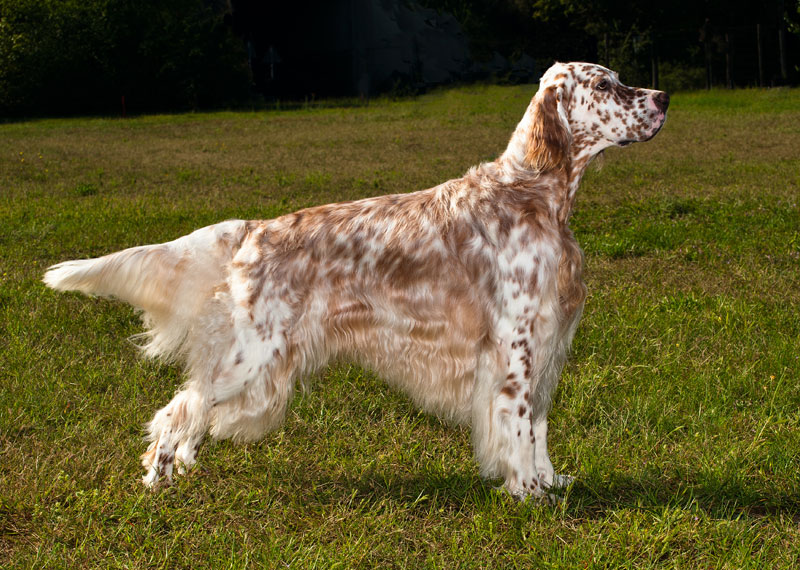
top-left (613, 85), bottom-right (637, 109)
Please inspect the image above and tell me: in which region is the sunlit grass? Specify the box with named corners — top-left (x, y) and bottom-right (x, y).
top-left (1, 85), bottom-right (799, 568)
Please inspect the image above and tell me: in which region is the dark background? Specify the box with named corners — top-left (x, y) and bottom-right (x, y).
top-left (0, 0), bottom-right (798, 116)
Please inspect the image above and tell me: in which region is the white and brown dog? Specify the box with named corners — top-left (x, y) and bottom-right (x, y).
top-left (44, 62), bottom-right (668, 498)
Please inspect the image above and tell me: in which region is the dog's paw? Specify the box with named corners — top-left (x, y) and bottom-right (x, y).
top-left (142, 462), bottom-right (175, 489)
top-left (496, 485), bottom-right (562, 505)
top-left (175, 443), bottom-right (199, 476)
top-left (549, 473), bottom-right (575, 489)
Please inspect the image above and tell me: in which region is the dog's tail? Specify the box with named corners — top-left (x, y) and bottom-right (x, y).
top-left (43, 220), bottom-right (249, 360)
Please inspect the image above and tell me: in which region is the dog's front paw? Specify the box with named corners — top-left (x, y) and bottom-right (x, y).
top-left (496, 483), bottom-right (562, 505)
top-left (549, 472), bottom-right (575, 489)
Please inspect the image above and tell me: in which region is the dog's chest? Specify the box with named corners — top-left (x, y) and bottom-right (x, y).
top-left (494, 219), bottom-right (585, 324)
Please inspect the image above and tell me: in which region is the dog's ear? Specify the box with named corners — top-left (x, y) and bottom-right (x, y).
top-left (525, 85), bottom-right (571, 173)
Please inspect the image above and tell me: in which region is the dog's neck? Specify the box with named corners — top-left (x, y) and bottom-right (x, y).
top-left (497, 134), bottom-right (597, 224)
top-left (561, 154), bottom-right (597, 222)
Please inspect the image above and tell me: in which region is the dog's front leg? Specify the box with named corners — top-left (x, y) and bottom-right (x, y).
top-left (471, 346), bottom-right (546, 499)
top-left (498, 369), bottom-right (543, 498)
top-left (532, 416), bottom-right (574, 491)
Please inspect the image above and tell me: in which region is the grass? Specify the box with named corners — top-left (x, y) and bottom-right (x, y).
top-left (1, 84), bottom-right (799, 568)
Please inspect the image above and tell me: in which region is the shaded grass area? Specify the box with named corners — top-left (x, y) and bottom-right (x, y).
top-left (1, 85), bottom-right (799, 568)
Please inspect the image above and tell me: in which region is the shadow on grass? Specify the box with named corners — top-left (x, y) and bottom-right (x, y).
top-left (286, 468), bottom-right (500, 512)
top-left (273, 463), bottom-right (800, 522)
top-left (561, 472), bottom-right (800, 521)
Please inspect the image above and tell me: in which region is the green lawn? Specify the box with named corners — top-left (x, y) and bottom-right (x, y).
top-left (1, 85), bottom-right (799, 568)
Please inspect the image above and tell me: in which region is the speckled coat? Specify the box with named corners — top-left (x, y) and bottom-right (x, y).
top-left (44, 62), bottom-right (669, 498)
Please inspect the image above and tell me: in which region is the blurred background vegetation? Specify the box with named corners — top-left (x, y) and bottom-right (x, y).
top-left (0, 0), bottom-right (798, 117)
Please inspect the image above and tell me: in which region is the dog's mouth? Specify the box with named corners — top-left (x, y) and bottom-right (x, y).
top-left (618, 112), bottom-right (667, 147)
top-left (641, 118), bottom-right (666, 142)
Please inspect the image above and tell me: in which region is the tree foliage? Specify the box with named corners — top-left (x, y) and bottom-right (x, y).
top-left (0, 0), bottom-right (797, 115)
top-left (0, 0), bottom-right (251, 116)
top-left (421, 0), bottom-right (799, 88)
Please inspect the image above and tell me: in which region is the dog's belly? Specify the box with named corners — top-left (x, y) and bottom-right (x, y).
top-left (320, 286), bottom-right (485, 424)
top-left (356, 324), bottom-right (478, 424)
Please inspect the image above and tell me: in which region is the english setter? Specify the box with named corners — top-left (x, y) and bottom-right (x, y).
top-left (44, 62), bottom-right (669, 499)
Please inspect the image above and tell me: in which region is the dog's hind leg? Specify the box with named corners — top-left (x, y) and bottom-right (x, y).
top-left (205, 246), bottom-right (312, 443)
top-left (208, 348), bottom-right (301, 443)
top-left (140, 309), bottom-right (282, 486)
top-left (140, 342), bottom-right (297, 486)
top-left (140, 233), bottom-right (312, 486)
top-left (141, 387), bottom-right (211, 487)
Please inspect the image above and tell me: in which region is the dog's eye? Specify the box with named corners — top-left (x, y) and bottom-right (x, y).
top-left (596, 79), bottom-right (609, 91)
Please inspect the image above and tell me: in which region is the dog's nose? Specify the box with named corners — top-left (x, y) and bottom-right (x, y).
top-left (653, 91), bottom-right (670, 112)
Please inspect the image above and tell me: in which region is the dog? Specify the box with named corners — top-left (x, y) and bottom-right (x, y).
top-left (44, 62), bottom-right (669, 498)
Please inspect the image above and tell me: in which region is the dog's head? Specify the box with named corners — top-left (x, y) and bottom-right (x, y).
top-left (526, 62), bottom-right (670, 171)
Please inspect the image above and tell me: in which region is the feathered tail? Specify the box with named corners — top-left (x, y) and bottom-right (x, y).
top-left (43, 220), bottom-right (248, 361)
